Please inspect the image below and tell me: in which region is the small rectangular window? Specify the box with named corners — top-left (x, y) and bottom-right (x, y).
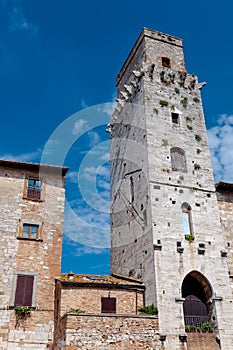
top-left (23, 224), bottom-right (39, 239)
top-left (27, 178), bottom-right (42, 199)
top-left (172, 112), bottom-right (179, 124)
top-left (101, 297), bottom-right (116, 313)
top-left (18, 221), bottom-right (42, 241)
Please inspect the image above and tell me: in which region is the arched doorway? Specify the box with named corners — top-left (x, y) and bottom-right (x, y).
top-left (182, 271), bottom-right (214, 327)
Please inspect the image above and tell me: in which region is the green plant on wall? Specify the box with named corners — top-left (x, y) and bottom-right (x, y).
top-left (161, 139), bottom-right (169, 147)
top-left (186, 116), bottom-right (192, 122)
top-left (180, 97), bottom-right (188, 108)
top-left (153, 108), bottom-right (158, 114)
top-left (159, 100), bottom-right (168, 107)
top-left (69, 308), bottom-right (85, 313)
top-left (201, 322), bottom-right (214, 333)
top-left (187, 125), bottom-right (193, 130)
top-left (185, 234), bottom-right (195, 242)
top-left (14, 306), bottom-right (32, 327)
top-left (138, 304), bottom-right (158, 315)
top-left (14, 306), bottom-right (32, 321)
top-left (194, 163), bottom-right (201, 170)
top-left (174, 87), bottom-right (180, 94)
top-left (193, 97), bottom-right (200, 103)
top-left (195, 134), bottom-right (202, 142)
top-left (196, 148), bottom-right (202, 154)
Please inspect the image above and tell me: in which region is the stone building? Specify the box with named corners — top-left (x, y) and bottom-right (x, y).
top-left (1, 28), bottom-right (233, 350)
top-left (110, 28), bottom-right (233, 349)
top-left (0, 160), bottom-right (68, 349)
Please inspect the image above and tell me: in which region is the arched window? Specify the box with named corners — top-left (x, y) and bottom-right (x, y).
top-left (182, 203), bottom-right (193, 236)
top-left (170, 147), bottom-right (187, 172)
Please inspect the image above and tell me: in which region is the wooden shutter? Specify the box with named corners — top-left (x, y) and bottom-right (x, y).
top-left (14, 275), bottom-right (34, 306)
top-left (101, 297), bottom-right (116, 313)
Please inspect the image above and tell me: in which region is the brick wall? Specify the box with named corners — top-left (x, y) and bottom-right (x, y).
top-left (59, 284), bottom-right (144, 316)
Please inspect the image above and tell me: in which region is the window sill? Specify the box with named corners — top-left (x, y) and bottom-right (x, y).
top-left (9, 305), bottom-right (36, 310)
top-left (17, 237), bottom-right (43, 242)
top-left (22, 196), bottom-right (44, 202)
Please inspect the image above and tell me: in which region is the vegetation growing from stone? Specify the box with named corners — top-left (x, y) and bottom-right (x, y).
top-left (174, 87), bottom-right (180, 94)
top-left (194, 163), bottom-right (201, 170)
top-left (153, 108), bottom-right (158, 114)
top-left (180, 97), bottom-right (188, 108)
top-left (14, 306), bottom-right (32, 321)
top-left (185, 322), bottom-right (213, 333)
top-left (196, 148), bottom-right (202, 154)
top-left (193, 97), bottom-right (200, 103)
top-left (159, 100), bottom-right (168, 107)
top-left (185, 234), bottom-right (195, 242)
top-left (195, 134), bottom-right (202, 142)
top-left (187, 125), bottom-right (193, 130)
top-left (186, 116), bottom-right (192, 122)
top-left (69, 308), bottom-right (85, 313)
top-left (161, 139), bottom-right (169, 147)
top-left (138, 304), bottom-right (158, 315)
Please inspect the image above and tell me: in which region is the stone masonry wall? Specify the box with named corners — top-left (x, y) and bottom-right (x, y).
top-left (217, 188), bottom-right (233, 294)
top-left (0, 163), bottom-right (66, 349)
top-left (58, 314), bottom-right (160, 350)
top-left (110, 28), bottom-right (233, 349)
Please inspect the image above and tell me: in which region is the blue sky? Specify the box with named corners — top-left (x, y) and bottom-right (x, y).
top-left (1, 0), bottom-right (233, 274)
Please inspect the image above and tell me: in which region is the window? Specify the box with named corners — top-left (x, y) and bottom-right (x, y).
top-left (10, 272), bottom-right (37, 307)
top-left (162, 57), bottom-right (171, 68)
top-left (23, 224), bottom-right (39, 239)
top-left (18, 221), bottom-right (43, 241)
top-left (171, 112), bottom-right (179, 125)
top-left (101, 297), bottom-right (116, 313)
top-left (182, 203), bottom-right (193, 236)
top-left (24, 177), bottom-right (42, 200)
top-left (170, 147), bottom-right (187, 172)
top-left (130, 176), bottom-right (134, 202)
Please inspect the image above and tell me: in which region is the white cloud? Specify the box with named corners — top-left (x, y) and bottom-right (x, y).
top-left (88, 130), bottom-right (100, 147)
top-left (102, 102), bottom-right (117, 116)
top-left (100, 152), bottom-right (110, 161)
top-left (0, 148), bottom-right (41, 163)
top-left (73, 119), bottom-right (87, 135)
top-left (81, 99), bottom-right (88, 109)
top-left (62, 235), bottom-right (108, 257)
top-left (73, 245), bottom-right (108, 257)
top-left (207, 114), bottom-right (233, 183)
top-left (81, 165), bottom-right (109, 184)
top-left (67, 171), bottom-right (79, 183)
top-left (64, 201), bottom-right (110, 248)
top-left (3, 1), bottom-right (38, 33)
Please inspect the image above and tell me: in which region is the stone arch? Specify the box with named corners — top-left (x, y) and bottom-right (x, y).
top-left (182, 271), bottom-right (214, 327)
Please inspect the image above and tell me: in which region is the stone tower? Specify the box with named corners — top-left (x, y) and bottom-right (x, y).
top-left (110, 28), bottom-right (233, 349)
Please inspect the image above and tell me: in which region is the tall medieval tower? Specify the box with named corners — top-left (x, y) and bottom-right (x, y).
top-left (110, 28), bottom-right (233, 349)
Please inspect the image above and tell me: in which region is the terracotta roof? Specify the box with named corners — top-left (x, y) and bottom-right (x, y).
top-left (0, 159), bottom-right (69, 175)
top-left (57, 273), bottom-right (144, 289)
